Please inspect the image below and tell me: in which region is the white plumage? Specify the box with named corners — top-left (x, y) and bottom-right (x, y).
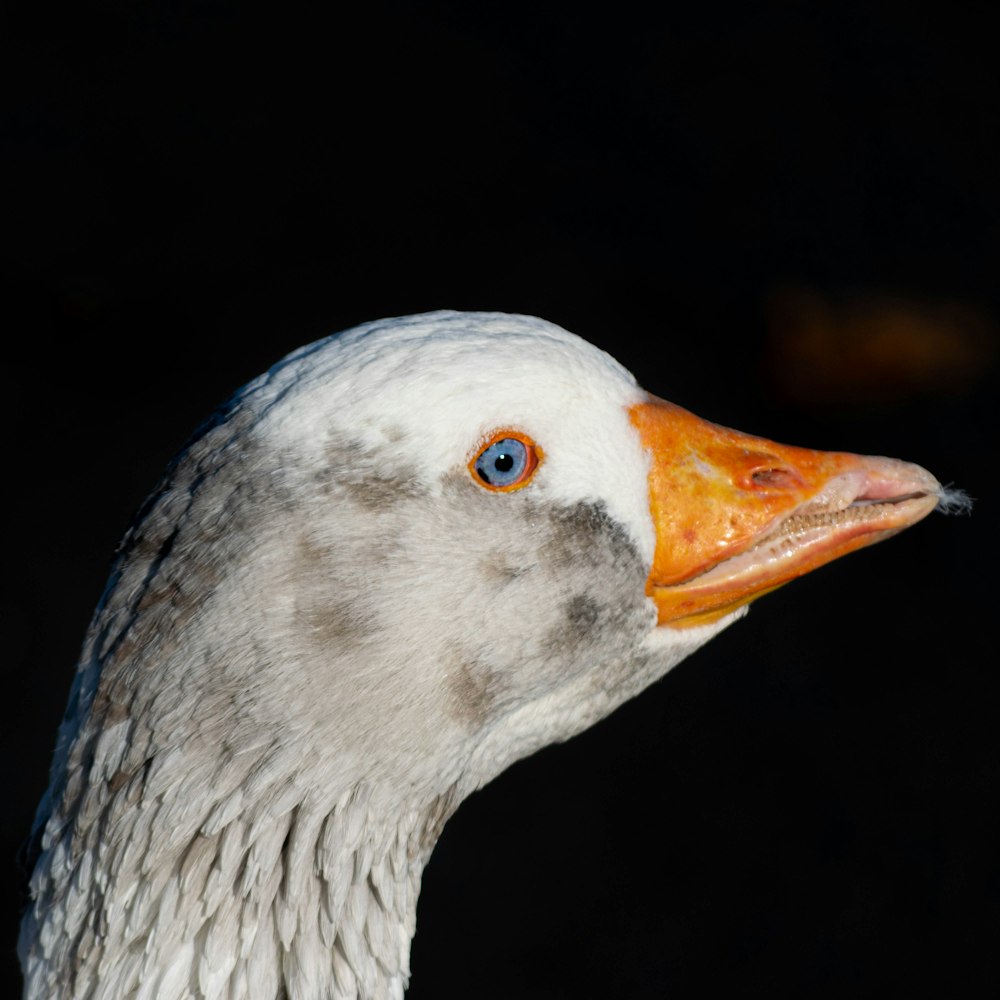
top-left (20, 311), bottom-right (949, 999)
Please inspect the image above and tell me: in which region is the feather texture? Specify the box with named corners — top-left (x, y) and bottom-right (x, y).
top-left (21, 311), bottom-right (945, 999)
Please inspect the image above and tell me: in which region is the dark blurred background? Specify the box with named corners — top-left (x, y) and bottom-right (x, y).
top-left (2, 2), bottom-right (996, 997)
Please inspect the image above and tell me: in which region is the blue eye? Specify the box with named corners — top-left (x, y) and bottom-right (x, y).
top-left (475, 438), bottom-right (526, 486)
top-left (470, 433), bottom-right (540, 491)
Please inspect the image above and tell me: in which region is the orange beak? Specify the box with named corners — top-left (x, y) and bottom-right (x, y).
top-left (630, 398), bottom-right (942, 629)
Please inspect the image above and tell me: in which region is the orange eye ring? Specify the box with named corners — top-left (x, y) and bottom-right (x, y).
top-left (468, 430), bottom-right (542, 492)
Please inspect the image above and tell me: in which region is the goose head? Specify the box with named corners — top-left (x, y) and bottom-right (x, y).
top-left (20, 311), bottom-right (948, 1000)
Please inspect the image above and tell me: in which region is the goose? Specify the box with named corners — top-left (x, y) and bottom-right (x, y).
top-left (19, 310), bottom-right (957, 1000)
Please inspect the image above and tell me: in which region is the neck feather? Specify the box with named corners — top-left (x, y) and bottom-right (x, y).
top-left (22, 777), bottom-right (458, 1000)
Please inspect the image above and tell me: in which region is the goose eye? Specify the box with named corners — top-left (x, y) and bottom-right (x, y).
top-left (470, 433), bottom-right (540, 491)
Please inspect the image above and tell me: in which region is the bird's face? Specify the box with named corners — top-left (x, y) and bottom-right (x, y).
top-left (241, 312), bottom-right (941, 803)
top-left (19, 311), bottom-right (954, 1000)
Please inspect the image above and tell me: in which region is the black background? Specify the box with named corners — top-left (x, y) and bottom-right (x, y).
top-left (2, 2), bottom-right (997, 997)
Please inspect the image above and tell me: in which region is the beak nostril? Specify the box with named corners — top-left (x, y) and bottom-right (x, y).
top-left (750, 467), bottom-right (801, 490)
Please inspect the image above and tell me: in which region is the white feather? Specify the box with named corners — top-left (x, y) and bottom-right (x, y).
top-left (19, 311), bottom-right (806, 999)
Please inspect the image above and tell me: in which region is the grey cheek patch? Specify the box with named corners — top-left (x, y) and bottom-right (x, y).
top-left (322, 433), bottom-right (423, 510)
top-left (564, 593), bottom-right (603, 635)
top-left (341, 473), bottom-right (422, 510)
top-left (295, 598), bottom-right (377, 649)
top-left (443, 647), bottom-right (505, 727)
top-left (477, 555), bottom-right (533, 586)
